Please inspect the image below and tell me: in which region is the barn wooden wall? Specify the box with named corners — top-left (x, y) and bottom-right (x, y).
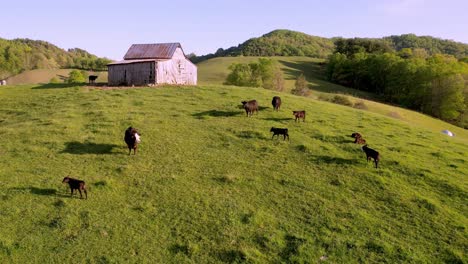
top-left (108, 61), bottom-right (155, 86)
top-left (156, 48), bottom-right (197, 85)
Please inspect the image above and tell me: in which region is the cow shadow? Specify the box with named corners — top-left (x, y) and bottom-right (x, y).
top-left (192, 110), bottom-right (242, 118)
top-left (263, 117), bottom-right (293, 122)
top-left (312, 155), bottom-right (356, 165)
top-left (61, 141), bottom-right (120, 155)
top-left (9, 187), bottom-right (70, 198)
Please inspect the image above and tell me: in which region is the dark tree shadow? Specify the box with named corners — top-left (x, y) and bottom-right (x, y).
top-left (278, 60), bottom-right (325, 80)
top-left (312, 155), bottom-right (356, 165)
top-left (61, 141), bottom-right (120, 155)
top-left (9, 187), bottom-right (70, 198)
top-left (192, 110), bottom-right (241, 118)
top-left (32, 83), bottom-right (86, 89)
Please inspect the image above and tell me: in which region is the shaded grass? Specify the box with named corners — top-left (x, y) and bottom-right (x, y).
top-left (0, 84), bottom-right (466, 263)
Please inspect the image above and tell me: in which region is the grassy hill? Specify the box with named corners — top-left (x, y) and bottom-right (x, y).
top-left (0, 38), bottom-right (112, 79)
top-left (6, 69), bottom-right (108, 85)
top-left (197, 56), bottom-right (373, 98)
top-left (0, 84), bottom-right (466, 263)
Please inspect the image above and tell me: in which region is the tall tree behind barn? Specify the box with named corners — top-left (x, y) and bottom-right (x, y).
top-left (107, 43), bottom-right (197, 86)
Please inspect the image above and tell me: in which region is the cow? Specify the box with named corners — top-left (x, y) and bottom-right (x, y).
top-left (88, 75), bottom-right (98, 84)
top-left (293, 111), bottom-right (306, 122)
top-left (241, 100), bottom-right (258, 117)
top-left (62, 176), bottom-right (87, 199)
top-left (272, 96), bottom-right (281, 111)
top-left (351, 132), bottom-right (366, 144)
top-left (270, 127), bottom-right (289, 140)
top-left (124, 127), bottom-right (141, 155)
top-left (362, 145), bottom-right (380, 168)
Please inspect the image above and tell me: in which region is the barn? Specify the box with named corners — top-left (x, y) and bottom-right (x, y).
top-left (107, 43), bottom-right (197, 86)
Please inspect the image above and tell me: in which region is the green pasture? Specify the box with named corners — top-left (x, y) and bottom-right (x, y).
top-left (0, 84), bottom-right (466, 263)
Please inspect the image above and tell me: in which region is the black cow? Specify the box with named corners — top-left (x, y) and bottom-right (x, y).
top-left (362, 145), bottom-right (380, 168)
top-left (124, 127), bottom-right (141, 155)
top-left (272, 96), bottom-right (281, 111)
top-left (270, 127), bottom-right (289, 140)
top-left (88, 75), bottom-right (98, 84)
top-left (62, 176), bottom-right (87, 199)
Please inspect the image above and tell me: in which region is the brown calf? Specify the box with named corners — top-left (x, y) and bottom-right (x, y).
top-left (293, 111), bottom-right (306, 122)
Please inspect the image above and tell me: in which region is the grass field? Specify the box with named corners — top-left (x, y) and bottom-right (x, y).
top-left (0, 83), bottom-right (466, 263)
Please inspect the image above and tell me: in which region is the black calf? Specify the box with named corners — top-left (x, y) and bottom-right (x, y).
top-left (270, 127), bottom-right (289, 140)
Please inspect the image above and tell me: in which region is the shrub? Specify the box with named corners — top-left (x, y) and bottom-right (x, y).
top-left (49, 77), bottom-right (60, 84)
top-left (331, 95), bottom-right (353, 106)
top-left (67, 70), bottom-right (85, 83)
top-left (291, 74), bottom-right (310, 96)
top-left (353, 101), bottom-right (368, 110)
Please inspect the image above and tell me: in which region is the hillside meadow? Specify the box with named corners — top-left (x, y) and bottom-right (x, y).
top-left (0, 84), bottom-right (466, 263)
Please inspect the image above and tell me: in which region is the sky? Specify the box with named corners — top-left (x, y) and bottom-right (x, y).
top-left (0, 0), bottom-right (467, 60)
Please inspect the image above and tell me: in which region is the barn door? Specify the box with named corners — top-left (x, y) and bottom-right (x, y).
top-left (149, 62), bottom-right (155, 84)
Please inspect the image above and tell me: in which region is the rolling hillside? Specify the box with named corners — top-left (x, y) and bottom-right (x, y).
top-left (197, 56), bottom-right (373, 97)
top-left (0, 84), bottom-right (466, 263)
top-left (5, 69), bottom-right (108, 85)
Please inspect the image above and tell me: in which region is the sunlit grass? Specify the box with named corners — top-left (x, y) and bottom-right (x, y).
top-left (0, 84), bottom-right (466, 263)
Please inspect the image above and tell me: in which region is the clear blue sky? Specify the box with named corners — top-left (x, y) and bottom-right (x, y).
top-left (1, 0), bottom-right (466, 60)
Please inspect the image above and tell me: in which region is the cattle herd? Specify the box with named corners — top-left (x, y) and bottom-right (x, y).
top-left (63, 96), bottom-right (381, 199)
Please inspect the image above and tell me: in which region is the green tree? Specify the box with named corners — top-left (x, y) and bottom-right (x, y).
top-left (67, 70), bottom-right (85, 83)
top-left (291, 73), bottom-right (309, 96)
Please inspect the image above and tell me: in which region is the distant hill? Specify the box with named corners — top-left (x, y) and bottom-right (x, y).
top-left (191, 30), bottom-right (335, 63)
top-left (192, 30), bottom-right (468, 63)
top-left (0, 38), bottom-right (112, 79)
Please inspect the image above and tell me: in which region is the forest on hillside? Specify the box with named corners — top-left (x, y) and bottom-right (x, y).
top-left (191, 30), bottom-right (468, 63)
top-left (0, 38), bottom-right (112, 79)
top-left (326, 38), bottom-right (468, 128)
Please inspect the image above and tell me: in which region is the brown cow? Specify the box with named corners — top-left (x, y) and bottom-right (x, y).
top-left (242, 100), bottom-right (258, 117)
top-left (293, 111), bottom-right (306, 122)
top-left (62, 176), bottom-right (87, 199)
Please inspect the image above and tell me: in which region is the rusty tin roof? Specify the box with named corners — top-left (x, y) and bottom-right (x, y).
top-left (107, 59), bottom-right (159, 66)
top-left (123, 43), bottom-right (182, 60)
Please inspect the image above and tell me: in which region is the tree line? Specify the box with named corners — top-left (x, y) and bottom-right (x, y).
top-left (191, 30), bottom-right (468, 63)
top-left (326, 45), bottom-right (468, 128)
top-left (0, 38), bottom-right (112, 79)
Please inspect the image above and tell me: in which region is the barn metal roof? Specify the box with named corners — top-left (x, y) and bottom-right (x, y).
top-left (107, 59), bottom-right (160, 66)
top-left (123, 43), bottom-right (182, 60)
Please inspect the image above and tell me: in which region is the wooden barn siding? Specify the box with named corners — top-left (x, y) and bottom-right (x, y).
top-left (108, 61), bottom-right (155, 86)
top-left (156, 48), bottom-right (197, 85)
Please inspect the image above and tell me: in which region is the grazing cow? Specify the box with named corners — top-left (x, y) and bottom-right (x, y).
top-left (351, 132), bottom-right (366, 144)
top-left (293, 110), bottom-right (306, 122)
top-left (62, 176), bottom-right (87, 199)
top-left (272, 96), bottom-right (281, 111)
top-left (362, 145), bottom-right (380, 168)
top-left (88, 75), bottom-right (98, 84)
top-left (270, 127), bottom-right (289, 140)
top-left (241, 100), bottom-right (258, 117)
top-left (124, 127), bottom-right (141, 155)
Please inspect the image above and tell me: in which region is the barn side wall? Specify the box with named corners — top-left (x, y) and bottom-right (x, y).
top-left (155, 48), bottom-right (197, 85)
top-left (108, 61), bottom-right (155, 86)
